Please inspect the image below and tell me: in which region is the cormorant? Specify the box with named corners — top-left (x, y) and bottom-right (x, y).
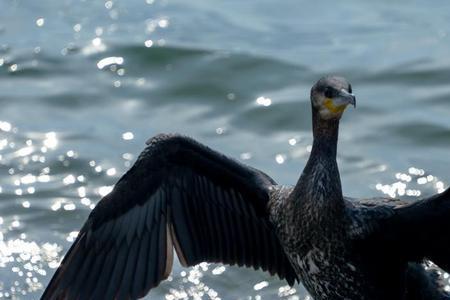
top-left (42, 76), bottom-right (450, 300)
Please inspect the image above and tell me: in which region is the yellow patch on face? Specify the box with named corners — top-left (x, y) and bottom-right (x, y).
top-left (324, 98), bottom-right (346, 114)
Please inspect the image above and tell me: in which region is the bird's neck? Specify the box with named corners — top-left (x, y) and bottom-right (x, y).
top-left (311, 109), bottom-right (339, 159)
top-left (292, 108), bottom-right (344, 210)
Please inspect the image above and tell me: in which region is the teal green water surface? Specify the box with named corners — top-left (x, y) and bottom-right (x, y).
top-left (1, 0), bottom-right (450, 299)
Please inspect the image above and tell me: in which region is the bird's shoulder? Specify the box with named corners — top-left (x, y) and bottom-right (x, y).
top-left (345, 196), bottom-right (408, 239)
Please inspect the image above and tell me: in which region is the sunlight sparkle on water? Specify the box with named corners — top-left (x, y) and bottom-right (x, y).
top-left (240, 152), bottom-right (252, 160)
top-left (81, 198), bottom-right (91, 206)
top-left (275, 154), bottom-right (286, 164)
top-left (0, 139), bottom-right (8, 150)
top-left (73, 23), bottom-right (82, 32)
top-left (98, 186), bottom-right (113, 196)
top-left (122, 131), bottom-right (134, 140)
top-left (11, 220), bottom-right (20, 228)
top-left (122, 153), bottom-right (134, 160)
top-left (81, 37), bottom-right (107, 55)
top-left (145, 40), bottom-right (154, 47)
top-left (436, 181), bottom-right (446, 193)
top-left (35, 18), bottom-right (45, 27)
top-left (15, 146), bottom-right (33, 157)
top-left (20, 174), bottom-right (36, 185)
top-left (62, 175), bottom-right (76, 185)
top-left (104, 0), bottom-right (113, 9)
top-left (215, 127), bottom-right (226, 135)
top-left (164, 264), bottom-right (222, 300)
top-left (0, 232), bottom-right (62, 296)
top-left (63, 203), bottom-right (76, 211)
top-left (0, 121), bottom-right (12, 132)
top-left (97, 56), bottom-right (124, 70)
top-left (50, 200), bottom-right (62, 211)
top-left (211, 266), bottom-right (225, 275)
top-left (106, 168), bottom-right (116, 176)
top-left (376, 167), bottom-right (446, 198)
top-left (66, 150), bottom-right (76, 158)
top-left (77, 187), bottom-right (86, 198)
top-left (9, 64), bottom-right (18, 72)
top-left (92, 37), bottom-right (102, 47)
top-left (66, 231), bottom-right (79, 243)
top-left (38, 174), bottom-right (50, 183)
top-left (227, 93), bottom-right (236, 100)
top-left (408, 167), bottom-right (425, 176)
top-left (256, 96), bottom-right (272, 107)
top-left (278, 285), bottom-right (297, 297)
top-left (254, 281), bottom-right (269, 291)
top-left (158, 18), bottom-right (169, 28)
top-left (43, 132), bottom-right (58, 149)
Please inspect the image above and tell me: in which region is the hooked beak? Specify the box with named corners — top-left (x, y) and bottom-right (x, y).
top-left (335, 89), bottom-right (356, 108)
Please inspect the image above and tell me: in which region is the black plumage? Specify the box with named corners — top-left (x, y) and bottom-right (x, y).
top-left (42, 76), bottom-right (450, 300)
top-left (42, 134), bottom-right (297, 300)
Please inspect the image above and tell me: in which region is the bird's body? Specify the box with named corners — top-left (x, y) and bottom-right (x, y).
top-left (42, 76), bottom-right (450, 300)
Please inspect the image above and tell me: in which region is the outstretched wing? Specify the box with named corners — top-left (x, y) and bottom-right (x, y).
top-left (389, 188), bottom-right (450, 271)
top-left (42, 134), bottom-right (298, 300)
top-left (351, 188), bottom-right (450, 272)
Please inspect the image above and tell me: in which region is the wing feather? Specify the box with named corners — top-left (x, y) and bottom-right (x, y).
top-left (157, 212), bottom-right (169, 279)
top-left (144, 190), bottom-right (157, 232)
top-left (131, 225), bottom-right (151, 299)
top-left (117, 237), bottom-right (140, 300)
top-left (42, 134), bottom-right (298, 300)
top-left (145, 218), bottom-right (160, 287)
top-left (393, 188), bottom-right (450, 271)
top-left (91, 243), bottom-right (118, 298)
top-left (68, 244), bottom-right (95, 299)
top-left (79, 245), bottom-right (108, 299)
top-left (354, 188), bottom-right (450, 273)
top-left (103, 240), bottom-right (129, 300)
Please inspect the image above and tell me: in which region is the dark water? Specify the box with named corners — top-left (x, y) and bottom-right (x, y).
top-left (1, 0), bottom-right (450, 299)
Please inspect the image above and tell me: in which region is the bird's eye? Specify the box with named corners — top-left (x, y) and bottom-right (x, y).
top-left (324, 88), bottom-right (334, 98)
top-left (348, 84), bottom-right (352, 94)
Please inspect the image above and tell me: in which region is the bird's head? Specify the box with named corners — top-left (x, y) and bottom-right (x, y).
top-left (311, 76), bottom-right (356, 120)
